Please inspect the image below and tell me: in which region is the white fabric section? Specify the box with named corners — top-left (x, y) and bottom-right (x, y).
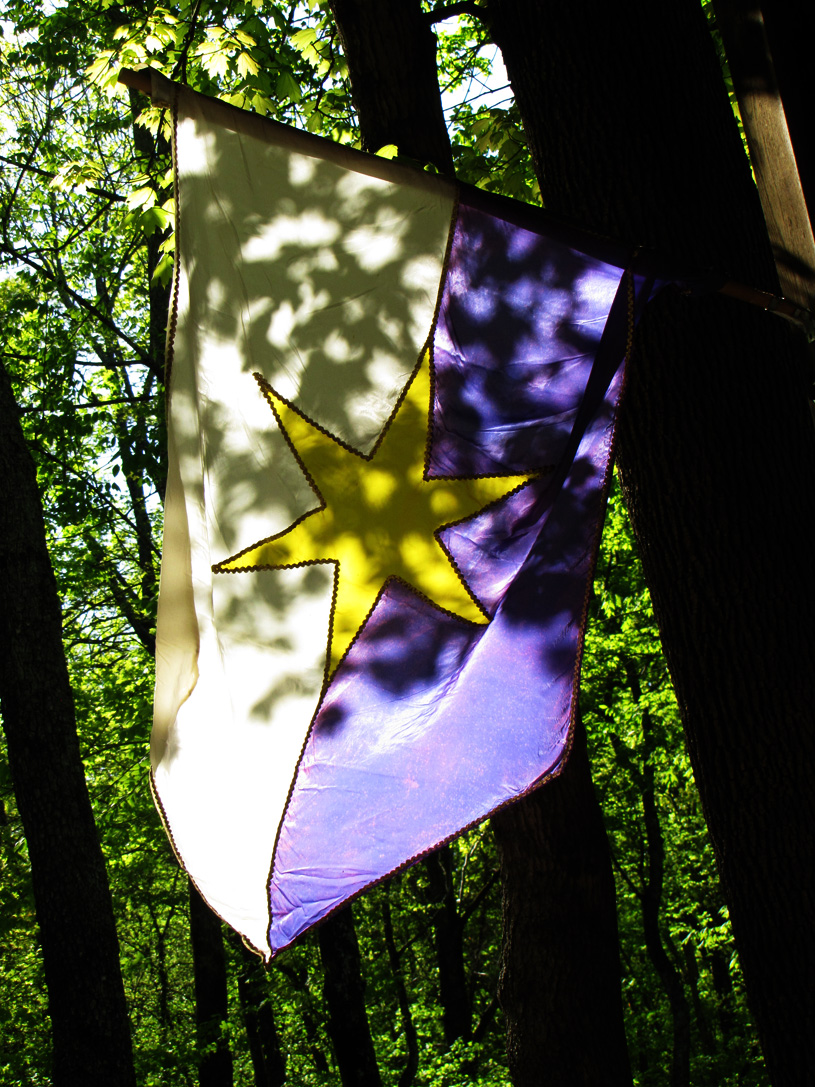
top-left (152, 88), bottom-right (454, 955)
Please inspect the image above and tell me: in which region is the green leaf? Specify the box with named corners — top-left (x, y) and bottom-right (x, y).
top-left (290, 27), bottom-right (317, 54)
top-left (139, 205), bottom-right (171, 234)
top-left (49, 160), bottom-right (105, 193)
top-left (152, 252), bottom-right (174, 286)
top-left (275, 70), bottom-right (301, 103)
top-left (236, 51), bottom-right (259, 78)
top-left (126, 185), bottom-right (157, 212)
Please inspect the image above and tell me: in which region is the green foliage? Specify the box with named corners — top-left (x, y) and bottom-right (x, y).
top-left (0, 2), bottom-right (767, 1084)
top-left (582, 480), bottom-right (767, 1087)
top-left (432, 10), bottom-right (540, 202)
top-left (0, 763), bottom-right (51, 1086)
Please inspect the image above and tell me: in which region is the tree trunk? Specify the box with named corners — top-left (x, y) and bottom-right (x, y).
top-left (324, 3), bottom-right (633, 1082)
top-left (638, 711), bottom-right (691, 1087)
top-left (490, 2), bottom-right (815, 1083)
top-left (711, 0), bottom-right (815, 308)
top-left (382, 883), bottom-right (419, 1087)
top-left (318, 906), bottom-right (382, 1087)
top-left (275, 960), bottom-right (330, 1073)
top-left (682, 941), bottom-right (716, 1057)
top-left (492, 716), bottom-right (633, 1087)
top-left (148, 901), bottom-right (173, 1048)
top-left (0, 360), bottom-right (136, 1087)
top-left (620, 662), bottom-right (691, 1084)
top-left (189, 881), bottom-right (234, 1087)
top-left (424, 846), bottom-right (471, 1046)
top-left (232, 938), bottom-right (286, 1087)
top-left (708, 945), bottom-right (735, 1039)
top-left (759, 0), bottom-right (815, 222)
top-left (327, 0), bottom-right (454, 174)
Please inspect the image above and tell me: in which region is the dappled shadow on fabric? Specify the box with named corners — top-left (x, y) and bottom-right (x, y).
top-left (168, 109), bottom-right (456, 729)
top-left (265, 196), bottom-right (630, 951)
top-left (152, 99), bottom-right (460, 953)
top-left (153, 87), bottom-right (638, 956)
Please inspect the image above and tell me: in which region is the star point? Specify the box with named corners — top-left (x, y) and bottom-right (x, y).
top-left (215, 351), bottom-right (534, 676)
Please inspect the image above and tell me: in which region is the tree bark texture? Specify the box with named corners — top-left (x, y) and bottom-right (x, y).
top-left (130, 84), bottom-right (173, 386)
top-left (327, 0), bottom-right (455, 174)
top-left (0, 360), bottom-right (136, 1087)
top-left (490, 2), bottom-right (815, 1083)
top-left (759, 0), bottom-right (815, 223)
top-left (189, 881), bottom-right (234, 1087)
top-left (492, 718), bottom-right (633, 1087)
top-left (318, 906), bottom-right (382, 1087)
top-left (325, 2), bottom-right (633, 1081)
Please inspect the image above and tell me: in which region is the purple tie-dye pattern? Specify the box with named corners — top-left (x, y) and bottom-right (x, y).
top-left (266, 199), bottom-right (644, 954)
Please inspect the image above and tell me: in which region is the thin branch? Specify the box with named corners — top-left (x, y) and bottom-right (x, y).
top-left (472, 992), bottom-right (498, 1043)
top-left (4, 246), bottom-right (157, 375)
top-left (0, 154), bottom-right (125, 203)
top-left (54, 197), bottom-right (120, 254)
top-left (608, 843), bottom-right (642, 900)
top-left (460, 870), bottom-right (498, 926)
top-left (19, 394), bottom-right (156, 415)
top-left (444, 87), bottom-right (512, 113)
top-left (173, 0), bottom-right (205, 84)
top-left (69, 358), bottom-right (154, 369)
top-left (1, 128), bottom-right (46, 239)
top-left (34, 445), bottom-right (161, 556)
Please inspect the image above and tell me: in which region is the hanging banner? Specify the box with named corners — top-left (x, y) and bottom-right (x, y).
top-left (150, 75), bottom-right (656, 958)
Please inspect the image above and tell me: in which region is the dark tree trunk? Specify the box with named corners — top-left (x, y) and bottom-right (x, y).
top-left (619, 662), bottom-right (691, 1084)
top-left (189, 881), bottom-right (234, 1087)
top-left (325, 2), bottom-right (633, 1082)
top-left (682, 941), bottom-right (716, 1056)
top-left (638, 711), bottom-right (691, 1087)
top-left (708, 946), bottom-right (735, 1039)
top-left (232, 938), bottom-right (286, 1087)
top-left (492, 717), bottom-right (633, 1087)
top-left (129, 83), bottom-right (173, 384)
top-left (318, 906), bottom-right (382, 1087)
top-left (275, 959), bottom-right (331, 1073)
top-left (148, 900), bottom-right (174, 1048)
top-left (382, 882), bottom-right (419, 1087)
top-left (327, 0), bottom-right (454, 174)
top-left (424, 846), bottom-right (471, 1046)
top-left (0, 361), bottom-right (136, 1087)
top-left (490, 1), bottom-right (815, 1083)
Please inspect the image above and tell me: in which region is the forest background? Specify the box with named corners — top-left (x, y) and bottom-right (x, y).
top-left (0, 1), bottom-right (811, 1085)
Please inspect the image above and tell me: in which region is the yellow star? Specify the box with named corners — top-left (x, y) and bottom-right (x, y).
top-left (214, 350), bottom-right (534, 676)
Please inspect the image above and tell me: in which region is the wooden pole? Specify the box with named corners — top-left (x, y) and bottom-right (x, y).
top-left (712, 0), bottom-right (815, 311)
top-left (116, 63), bottom-right (813, 343)
top-left (118, 66), bottom-right (152, 95)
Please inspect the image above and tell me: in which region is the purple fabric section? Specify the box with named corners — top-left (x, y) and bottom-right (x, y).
top-left (267, 199), bottom-right (633, 954)
top-left (430, 203), bottom-right (623, 476)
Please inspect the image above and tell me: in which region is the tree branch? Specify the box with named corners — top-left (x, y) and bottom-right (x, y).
top-left (424, 2), bottom-right (487, 25)
top-left (5, 246), bottom-right (158, 377)
top-left (0, 154), bottom-right (125, 203)
top-left (19, 394), bottom-right (156, 414)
